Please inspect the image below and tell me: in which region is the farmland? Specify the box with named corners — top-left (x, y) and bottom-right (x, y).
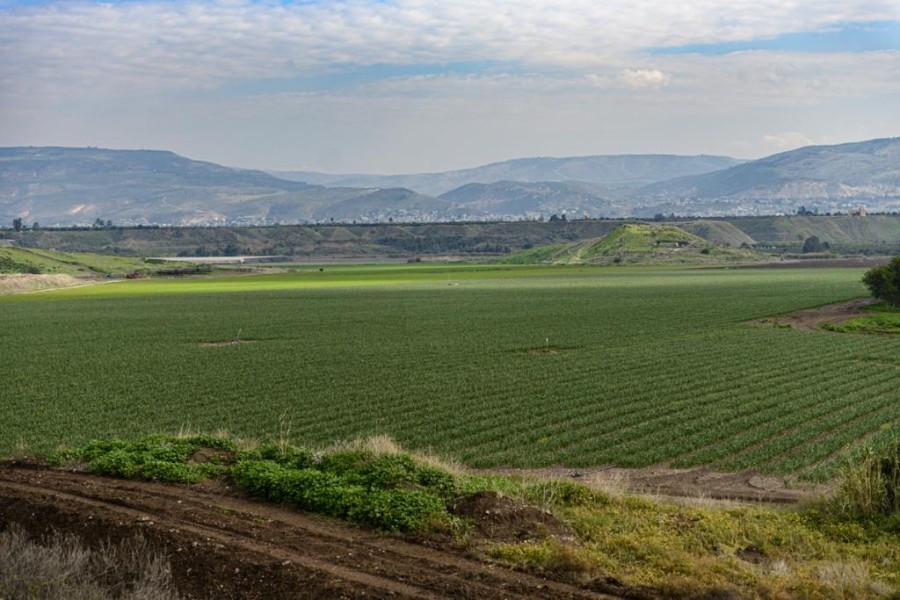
top-left (3, 264), bottom-right (898, 480)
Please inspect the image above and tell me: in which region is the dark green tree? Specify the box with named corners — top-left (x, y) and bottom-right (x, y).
top-left (802, 235), bottom-right (829, 253)
top-left (862, 257), bottom-right (900, 307)
top-left (12, 218), bottom-right (23, 232)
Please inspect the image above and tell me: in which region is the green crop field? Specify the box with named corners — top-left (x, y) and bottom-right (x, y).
top-left (3, 264), bottom-right (898, 479)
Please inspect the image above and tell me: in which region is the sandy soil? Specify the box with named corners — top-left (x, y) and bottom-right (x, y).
top-left (0, 462), bottom-right (616, 600)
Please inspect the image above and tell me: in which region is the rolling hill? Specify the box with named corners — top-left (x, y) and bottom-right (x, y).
top-left (504, 223), bottom-right (762, 265)
top-left (639, 138), bottom-right (900, 203)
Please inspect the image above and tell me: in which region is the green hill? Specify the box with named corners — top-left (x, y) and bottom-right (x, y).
top-left (0, 247), bottom-right (160, 276)
top-left (678, 220), bottom-right (756, 247)
top-left (504, 224), bottom-right (762, 265)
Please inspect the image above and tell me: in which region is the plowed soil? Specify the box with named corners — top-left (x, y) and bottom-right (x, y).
top-left (0, 462), bottom-right (616, 600)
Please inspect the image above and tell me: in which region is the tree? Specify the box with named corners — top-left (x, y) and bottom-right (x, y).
top-left (802, 236), bottom-right (829, 253)
top-left (12, 218), bottom-right (23, 232)
top-left (862, 257), bottom-right (900, 307)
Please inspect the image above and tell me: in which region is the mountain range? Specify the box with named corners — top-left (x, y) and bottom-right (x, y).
top-left (2, 139), bottom-right (899, 227)
top-left (273, 154), bottom-right (743, 196)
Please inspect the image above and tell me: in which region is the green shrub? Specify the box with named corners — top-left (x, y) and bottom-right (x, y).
top-left (351, 488), bottom-right (447, 531)
top-left (230, 459), bottom-right (448, 531)
top-left (833, 440), bottom-right (900, 517)
top-left (50, 435), bottom-right (238, 484)
top-left (525, 480), bottom-right (605, 508)
top-left (242, 444), bottom-right (316, 469)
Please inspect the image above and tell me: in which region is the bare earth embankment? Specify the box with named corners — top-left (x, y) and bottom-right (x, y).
top-left (0, 463), bottom-right (613, 600)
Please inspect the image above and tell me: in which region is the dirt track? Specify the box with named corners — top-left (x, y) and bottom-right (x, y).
top-left (753, 297), bottom-right (877, 332)
top-left (0, 463), bottom-right (615, 600)
top-left (486, 466), bottom-right (826, 504)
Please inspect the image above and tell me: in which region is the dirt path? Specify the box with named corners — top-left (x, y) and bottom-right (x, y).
top-left (753, 297), bottom-right (877, 332)
top-left (483, 466), bottom-right (824, 505)
top-left (0, 463), bottom-right (615, 600)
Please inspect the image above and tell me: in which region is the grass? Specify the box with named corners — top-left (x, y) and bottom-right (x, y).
top-left (0, 525), bottom-right (181, 600)
top-left (0, 247), bottom-right (161, 276)
top-left (3, 264), bottom-right (899, 480)
top-left (825, 304), bottom-right (900, 335)
top-left (41, 434), bottom-right (900, 598)
top-left (502, 224), bottom-right (762, 265)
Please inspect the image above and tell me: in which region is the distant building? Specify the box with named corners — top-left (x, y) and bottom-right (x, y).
top-left (849, 206), bottom-right (868, 217)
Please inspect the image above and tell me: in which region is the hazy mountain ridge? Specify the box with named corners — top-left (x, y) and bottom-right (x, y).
top-left (274, 154), bottom-right (745, 196)
top-left (0, 147), bottom-right (449, 226)
top-left (639, 138), bottom-right (900, 202)
top-left (438, 180), bottom-right (615, 218)
top-left (3, 140), bottom-right (900, 227)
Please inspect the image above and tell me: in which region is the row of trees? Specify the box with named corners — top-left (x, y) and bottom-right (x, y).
top-left (11, 218), bottom-right (113, 231)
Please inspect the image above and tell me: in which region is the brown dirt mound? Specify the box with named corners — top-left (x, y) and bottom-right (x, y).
top-left (0, 464), bottom-right (614, 599)
top-left (449, 491), bottom-right (570, 542)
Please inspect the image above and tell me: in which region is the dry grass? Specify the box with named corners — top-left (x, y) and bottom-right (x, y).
top-left (0, 524), bottom-right (181, 600)
top-left (324, 434), bottom-right (466, 474)
top-left (0, 274), bottom-right (86, 295)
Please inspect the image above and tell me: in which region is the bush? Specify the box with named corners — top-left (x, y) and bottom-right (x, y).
top-left (862, 257), bottom-right (900, 307)
top-left (833, 440), bottom-right (900, 517)
top-left (230, 459), bottom-right (449, 531)
top-left (50, 435), bottom-right (238, 484)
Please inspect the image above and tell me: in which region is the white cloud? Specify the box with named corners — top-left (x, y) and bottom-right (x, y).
top-left (618, 69), bottom-right (671, 89)
top-left (763, 132), bottom-right (816, 151)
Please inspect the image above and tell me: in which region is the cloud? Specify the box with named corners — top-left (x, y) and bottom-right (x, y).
top-left (618, 69), bottom-right (670, 89)
top-left (2, 0), bottom-right (900, 99)
top-left (763, 132), bottom-right (816, 151)
top-left (1, 0), bottom-right (900, 170)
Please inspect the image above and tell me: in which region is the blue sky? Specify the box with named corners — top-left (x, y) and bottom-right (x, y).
top-left (1, 1), bottom-right (899, 172)
top-left (654, 21), bottom-right (900, 55)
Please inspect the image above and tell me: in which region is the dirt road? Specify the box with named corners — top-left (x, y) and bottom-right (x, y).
top-left (0, 463), bottom-right (615, 599)
top-left (753, 297), bottom-right (877, 332)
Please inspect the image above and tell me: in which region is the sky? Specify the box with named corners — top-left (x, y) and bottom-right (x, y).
top-left (1, 1), bottom-right (899, 174)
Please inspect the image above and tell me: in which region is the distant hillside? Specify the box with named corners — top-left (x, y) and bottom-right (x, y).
top-left (0, 147), bottom-right (451, 227)
top-left (275, 154), bottom-right (744, 196)
top-left (677, 220), bottom-right (756, 247)
top-left (5, 215), bottom-right (899, 259)
top-left (438, 181), bottom-right (614, 218)
top-left (727, 215), bottom-right (900, 247)
top-left (640, 138), bottom-right (900, 204)
top-left (0, 246), bottom-right (158, 275)
top-left (504, 224), bottom-right (762, 265)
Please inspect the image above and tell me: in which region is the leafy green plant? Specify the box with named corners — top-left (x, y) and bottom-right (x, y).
top-left (49, 435), bottom-right (237, 483)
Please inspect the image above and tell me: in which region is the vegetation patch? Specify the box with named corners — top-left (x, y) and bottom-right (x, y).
top-left (502, 223), bottom-right (763, 266)
top-left (26, 434), bottom-right (900, 597)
